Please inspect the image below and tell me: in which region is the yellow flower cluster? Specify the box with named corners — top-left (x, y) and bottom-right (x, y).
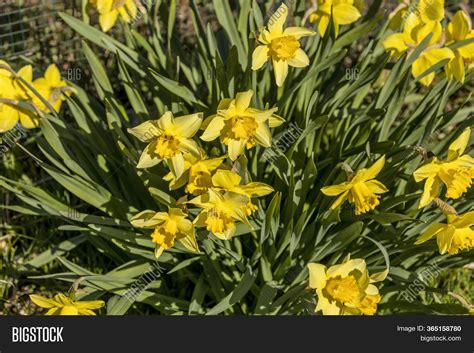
top-left (384, 1), bottom-right (474, 85)
top-left (0, 62), bottom-right (70, 133)
top-left (414, 128), bottom-right (474, 255)
top-left (129, 89), bottom-right (282, 256)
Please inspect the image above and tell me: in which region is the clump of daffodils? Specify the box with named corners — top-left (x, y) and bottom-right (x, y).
top-left (129, 93), bottom-right (279, 255)
top-left (0, 61), bottom-right (70, 133)
top-left (321, 155), bottom-right (388, 215)
top-left (413, 128), bottom-right (473, 208)
top-left (252, 3), bottom-right (315, 86)
top-left (307, 255), bottom-right (387, 315)
top-left (30, 293), bottom-right (104, 315)
top-left (90, 0), bottom-right (138, 32)
top-left (384, 1), bottom-right (473, 85)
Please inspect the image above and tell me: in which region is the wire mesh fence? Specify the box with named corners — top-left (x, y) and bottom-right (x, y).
top-left (0, 0), bottom-right (85, 67)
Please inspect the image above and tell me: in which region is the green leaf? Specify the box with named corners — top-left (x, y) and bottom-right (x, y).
top-left (206, 267), bottom-right (257, 315)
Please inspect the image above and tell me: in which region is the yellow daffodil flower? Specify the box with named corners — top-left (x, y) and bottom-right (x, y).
top-left (383, 12), bottom-right (454, 86)
top-left (130, 208), bottom-right (199, 258)
top-left (252, 3), bottom-right (315, 86)
top-left (445, 11), bottom-right (474, 83)
top-left (30, 293), bottom-right (104, 315)
top-left (415, 211), bottom-right (474, 255)
top-left (91, 0), bottom-right (138, 32)
top-left (309, 0), bottom-right (362, 37)
top-left (32, 64), bottom-right (70, 113)
top-left (308, 255), bottom-right (386, 315)
top-left (211, 169), bottom-right (273, 215)
top-left (414, 128), bottom-right (473, 208)
top-left (321, 155), bottom-right (388, 215)
top-left (190, 189), bottom-right (250, 240)
top-left (128, 111), bottom-right (203, 178)
top-left (163, 151), bottom-right (225, 196)
top-left (0, 63), bottom-right (39, 132)
top-left (201, 90), bottom-right (284, 160)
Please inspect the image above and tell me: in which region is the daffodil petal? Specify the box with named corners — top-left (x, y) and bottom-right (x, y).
top-left (241, 182), bottom-right (274, 196)
top-left (0, 104), bottom-right (20, 132)
top-left (437, 226), bottom-right (456, 254)
top-left (234, 90), bottom-right (253, 111)
top-left (383, 33), bottom-right (408, 57)
top-left (137, 142), bottom-right (161, 169)
top-left (419, 176), bottom-right (441, 208)
top-left (60, 306), bottom-right (79, 315)
top-left (252, 45), bottom-right (270, 70)
top-left (168, 153), bottom-right (185, 179)
top-left (332, 4), bottom-right (361, 25)
top-left (413, 160), bottom-right (441, 182)
top-left (30, 295), bottom-right (58, 309)
top-left (453, 211), bottom-right (474, 228)
top-left (19, 111), bottom-right (39, 129)
top-left (317, 14), bottom-right (330, 37)
top-left (287, 49), bottom-right (310, 68)
top-left (365, 180), bottom-right (389, 194)
top-left (268, 114), bottom-right (285, 128)
top-left (272, 59), bottom-right (289, 87)
top-left (44, 64), bottom-right (62, 86)
top-left (415, 223), bottom-right (445, 244)
top-left (283, 26), bottom-right (315, 39)
top-left (308, 263), bottom-right (327, 290)
top-left (99, 10), bottom-right (119, 32)
top-left (201, 115), bottom-right (225, 141)
top-left (128, 120), bottom-right (160, 142)
top-left (74, 300), bottom-right (105, 310)
top-left (321, 183), bottom-right (350, 196)
top-left (254, 123), bottom-right (272, 147)
top-left (227, 139), bottom-right (246, 161)
top-left (174, 113), bottom-right (203, 138)
top-left (330, 189), bottom-right (350, 209)
top-left (448, 127), bottom-right (470, 160)
top-left (267, 3), bottom-right (288, 35)
top-left (445, 52), bottom-right (465, 83)
top-left (359, 155), bottom-right (386, 182)
top-left (212, 169), bottom-right (241, 189)
top-left (418, 0), bottom-right (445, 23)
